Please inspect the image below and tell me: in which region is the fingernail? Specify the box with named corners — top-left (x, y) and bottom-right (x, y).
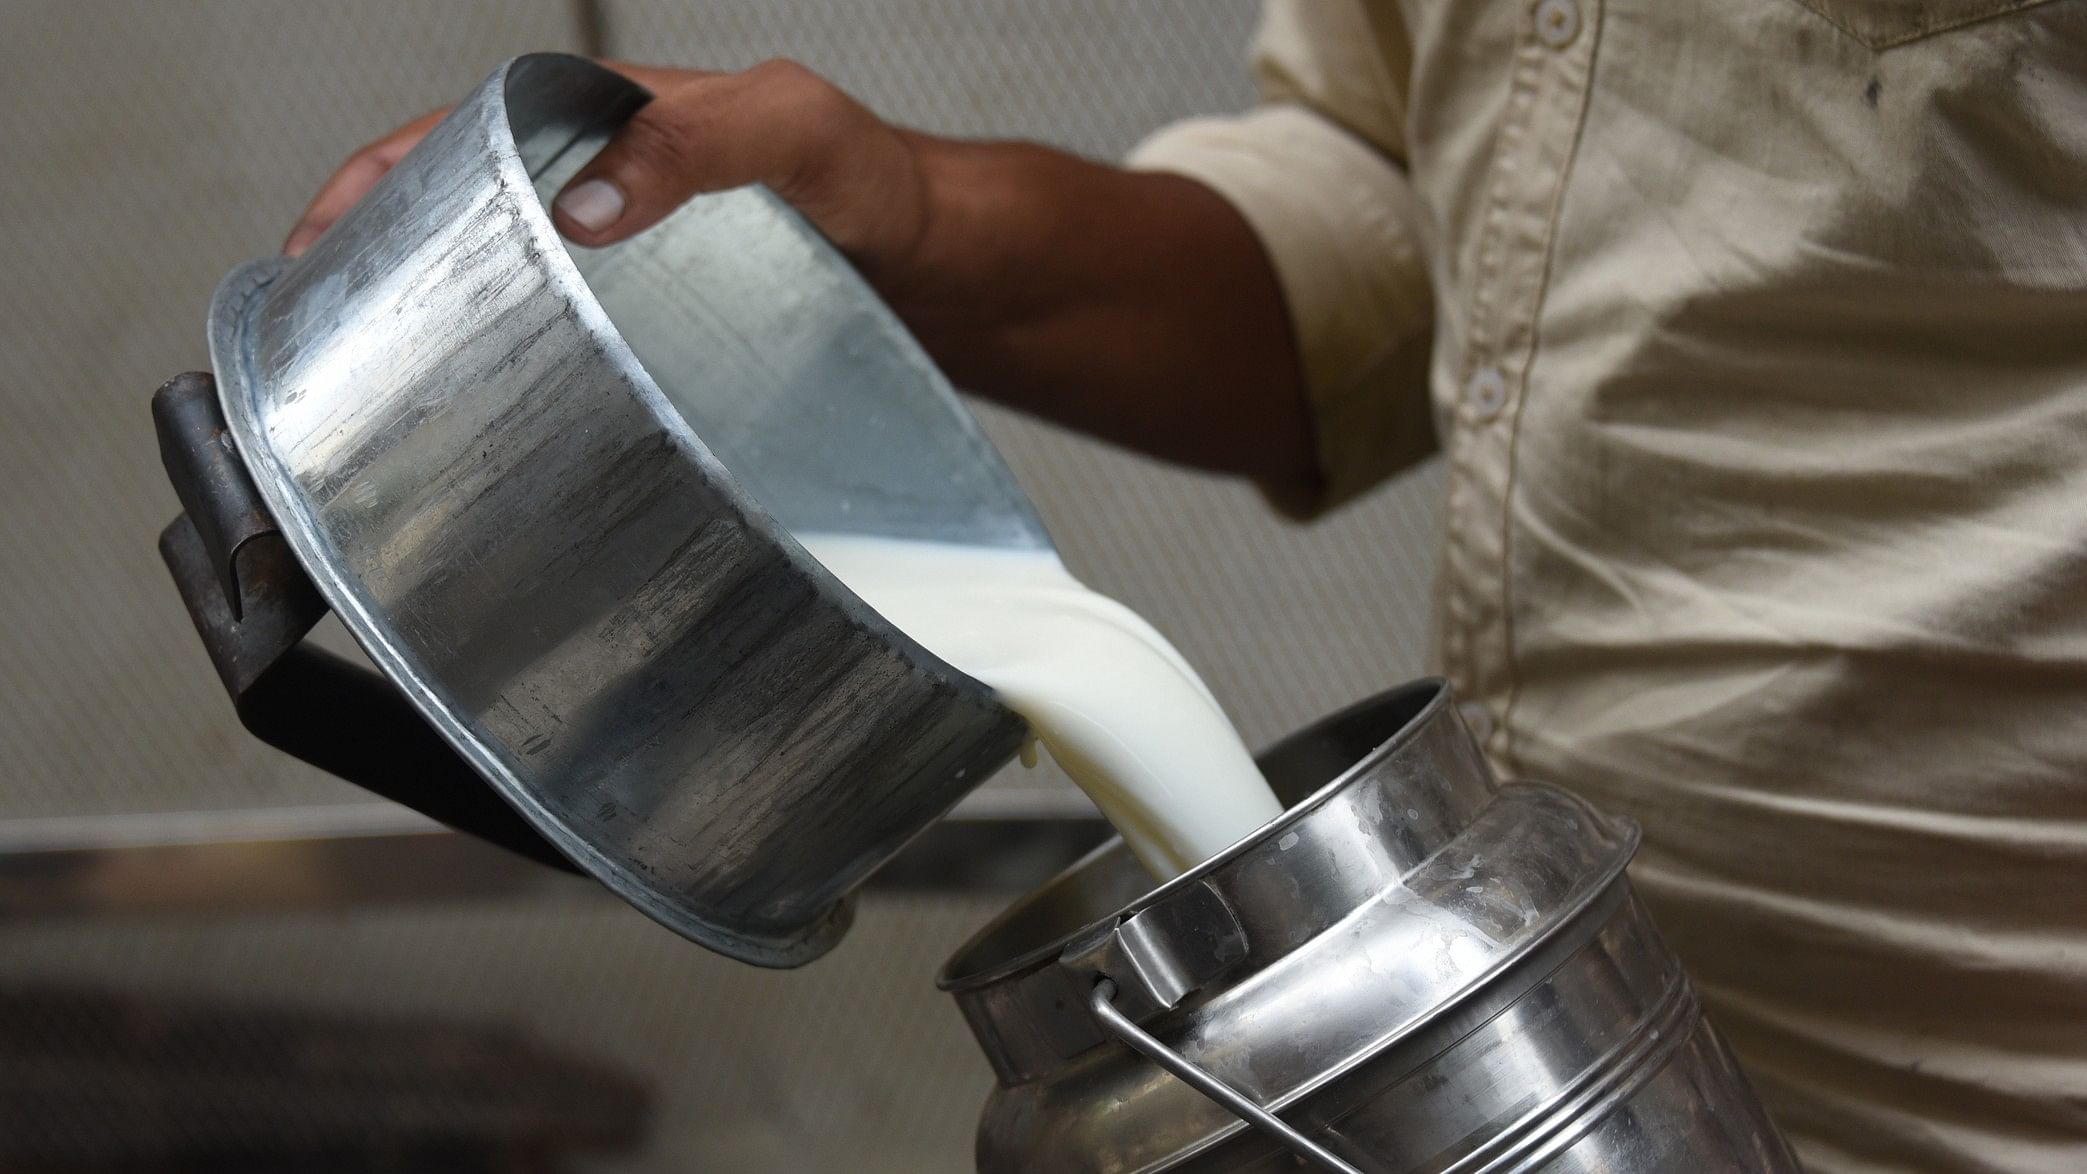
top-left (555, 178), bottom-right (625, 233)
top-left (283, 227), bottom-right (315, 257)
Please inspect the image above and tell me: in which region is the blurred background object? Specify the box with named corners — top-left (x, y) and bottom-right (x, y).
top-left (0, 982), bottom-right (649, 1172)
top-left (0, 1), bottom-right (1440, 1168)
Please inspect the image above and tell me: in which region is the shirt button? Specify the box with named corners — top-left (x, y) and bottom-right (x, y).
top-left (1465, 365), bottom-right (1508, 421)
top-left (1535, 0), bottom-right (1581, 48)
top-left (1459, 701), bottom-right (1497, 745)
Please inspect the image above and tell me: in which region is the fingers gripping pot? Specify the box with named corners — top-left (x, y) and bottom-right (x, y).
top-left (203, 54), bottom-right (1046, 966)
top-left (940, 682), bottom-right (1800, 1173)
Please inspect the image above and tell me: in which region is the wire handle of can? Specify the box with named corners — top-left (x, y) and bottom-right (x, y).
top-left (1088, 978), bottom-right (1366, 1174)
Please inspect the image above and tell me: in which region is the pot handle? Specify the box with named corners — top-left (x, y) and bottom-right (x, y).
top-left (153, 372), bottom-right (577, 874)
top-left (1088, 978), bottom-right (1366, 1174)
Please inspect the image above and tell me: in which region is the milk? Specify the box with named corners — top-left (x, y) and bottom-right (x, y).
top-left (798, 533), bottom-right (1283, 878)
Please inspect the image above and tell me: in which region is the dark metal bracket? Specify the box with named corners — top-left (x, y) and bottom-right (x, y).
top-left (152, 372), bottom-right (578, 874)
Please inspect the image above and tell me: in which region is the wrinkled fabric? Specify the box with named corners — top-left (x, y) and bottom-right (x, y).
top-left (1131, 1), bottom-right (2087, 1169)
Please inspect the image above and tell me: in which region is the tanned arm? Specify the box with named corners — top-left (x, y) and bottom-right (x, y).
top-left (287, 60), bottom-right (1316, 494)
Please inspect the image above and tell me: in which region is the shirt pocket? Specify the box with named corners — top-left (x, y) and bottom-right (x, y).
top-left (1787, 0), bottom-right (2056, 48)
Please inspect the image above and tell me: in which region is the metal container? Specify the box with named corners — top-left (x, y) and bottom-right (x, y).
top-left (940, 681), bottom-right (1799, 1173)
top-left (205, 53), bottom-right (1047, 967)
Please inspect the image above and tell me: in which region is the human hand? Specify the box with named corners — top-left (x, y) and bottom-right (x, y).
top-left (283, 60), bottom-right (930, 284)
top-left (281, 57), bottom-right (1316, 490)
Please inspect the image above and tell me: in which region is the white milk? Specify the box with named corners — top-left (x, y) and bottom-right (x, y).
top-left (799, 533), bottom-right (1283, 879)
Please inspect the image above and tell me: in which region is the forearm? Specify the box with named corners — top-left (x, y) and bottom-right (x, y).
top-left (883, 136), bottom-right (1317, 491)
top-left (289, 63), bottom-right (1317, 491)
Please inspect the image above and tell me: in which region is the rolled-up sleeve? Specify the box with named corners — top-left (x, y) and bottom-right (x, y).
top-left (1128, 0), bottom-right (1436, 513)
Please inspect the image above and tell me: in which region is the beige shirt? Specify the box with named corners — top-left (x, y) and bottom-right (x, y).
top-left (1132, 1), bottom-right (2087, 1169)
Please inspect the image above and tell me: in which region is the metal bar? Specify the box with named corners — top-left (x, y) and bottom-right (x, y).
top-left (0, 805), bottom-right (1107, 919)
top-left (0, 807), bottom-right (588, 920)
top-left (1088, 978), bottom-right (1366, 1174)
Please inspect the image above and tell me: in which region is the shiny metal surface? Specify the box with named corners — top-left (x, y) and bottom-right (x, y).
top-left (1089, 979), bottom-right (1364, 1174)
top-left (941, 681), bottom-right (1798, 1173)
top-left (205, 53), bottom-right (1047, 967)
top-left (197, 55), bottom-right (1043, 967)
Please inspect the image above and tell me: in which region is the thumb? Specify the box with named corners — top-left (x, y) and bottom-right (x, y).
top-left (550, 62), bottom-right (860, 247)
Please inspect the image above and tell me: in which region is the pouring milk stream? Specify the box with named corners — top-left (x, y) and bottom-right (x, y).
top-left (800, 533), bottom-right (1283, 878)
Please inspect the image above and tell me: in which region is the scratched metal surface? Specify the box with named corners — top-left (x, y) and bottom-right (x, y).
top-left (0, 1), bottom-right (1442, 1169)
top-left (206, 55), bottom-right (1036, 964)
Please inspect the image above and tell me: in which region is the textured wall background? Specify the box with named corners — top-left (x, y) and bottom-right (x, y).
top-left (0, 1), bottom-right (1441, 1168)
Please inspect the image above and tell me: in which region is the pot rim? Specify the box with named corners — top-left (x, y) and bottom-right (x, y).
top-left (938, 678), bottom-right (1457, 992)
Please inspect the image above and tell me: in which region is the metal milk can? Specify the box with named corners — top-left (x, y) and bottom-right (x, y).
top-left (939, 681), bottom-right (1800, 1172)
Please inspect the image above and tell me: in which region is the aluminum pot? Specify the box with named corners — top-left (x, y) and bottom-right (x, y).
top-left (207, 53), bottom-right (1048, 966)
top-left (939, 681), bottom-right (1799, 1173)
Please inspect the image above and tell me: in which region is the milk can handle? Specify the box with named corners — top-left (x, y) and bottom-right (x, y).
top-left (1088, 979), bottom-right (1365, 1174)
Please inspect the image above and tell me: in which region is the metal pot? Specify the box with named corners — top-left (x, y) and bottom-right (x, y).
top-left (939, 681), bottom-right (1799, 1172)
top-left (203, 53), bottom-right (1048, 967)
